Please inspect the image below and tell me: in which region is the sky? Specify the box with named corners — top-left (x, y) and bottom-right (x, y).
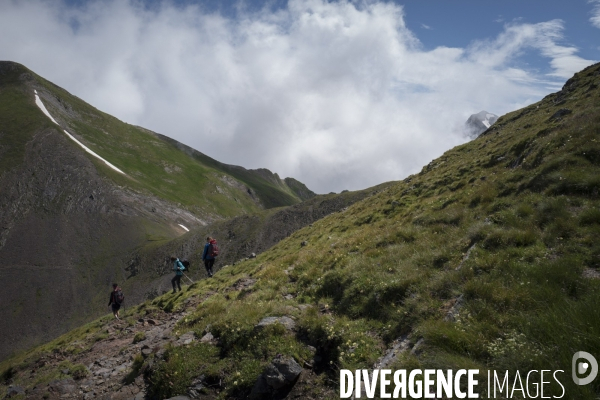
top-left (1, 0), bottom-right (599, 194)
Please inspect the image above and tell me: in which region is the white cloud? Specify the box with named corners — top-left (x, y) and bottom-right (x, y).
top-left (467, 20), bottom-right (594, 79)
top-left (591, 0), bottom-right (600, 28)
top-left (0, 0), bottom-right (596, 193)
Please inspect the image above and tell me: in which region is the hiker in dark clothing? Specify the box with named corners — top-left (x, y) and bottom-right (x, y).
top-left (108, 283), bottom-right (123, 320)
top-left (171, 256), bottom-right (184, 293)
top-left (202, 237), bottom-right (218, 277)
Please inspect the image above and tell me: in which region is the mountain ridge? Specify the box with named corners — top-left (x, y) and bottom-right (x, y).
top-left (0, 60), bottom-right (317, 362)
top-left (465, 110), bottom-right (499, 138)
top-left (2, 62), bottom-right (598, 399)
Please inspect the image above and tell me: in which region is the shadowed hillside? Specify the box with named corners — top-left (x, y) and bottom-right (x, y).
top-left (0, 61), bottom-right (314, 362)
top-left (1, 62), bottom-right (600, 399)
top-left (120, 182), bottom-right (393, 304)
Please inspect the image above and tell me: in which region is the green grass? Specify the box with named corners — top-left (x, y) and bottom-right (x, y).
top-left (2, 61), bottom-right (313, 223)
top-left (2, 63), bottom-right (600, 399)
top-left (133, 332), bottom-right (146, 344)
top-left (32, 77), bottom-right (264, 217)
top-left (0, 78), bottom-right (51, 174)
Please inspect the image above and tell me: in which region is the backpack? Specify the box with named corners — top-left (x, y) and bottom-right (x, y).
top-left (115, 289), bottom-right (124, 304)
top-left (181, 260), bottom-right (190, 271)
top-left (208, 240), bottom-right (220, 257)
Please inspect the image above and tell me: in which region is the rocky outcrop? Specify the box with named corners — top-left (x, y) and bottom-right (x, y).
top-left (464, 110), bottom-right (498, 138)
top-left (249, 356), bottom-right (303, 399)
top-left (548, 108), bottom-right (572, 121)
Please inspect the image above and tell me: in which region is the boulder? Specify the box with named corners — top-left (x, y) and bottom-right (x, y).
top-left (249, 356), bottom-right (302, 399)
top-left (141, 347), bottom-right (153, 358)
top-left (256, 316), bottom-right (296, 330)
top-left (187, 374), bottom-right (206, 398)
top-left (200, 332), bottom-right (214, 343)
top-left (271, 356), bottom-right (303, 385)
top-left (175, 331), bottom-right (196, 346)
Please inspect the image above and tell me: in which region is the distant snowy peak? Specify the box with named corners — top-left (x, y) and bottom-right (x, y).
top-left (465, 110), bottom-right (498, 138)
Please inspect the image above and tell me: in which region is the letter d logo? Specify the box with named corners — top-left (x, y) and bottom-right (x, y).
top-left (573, 351), bottom-right (598, 385)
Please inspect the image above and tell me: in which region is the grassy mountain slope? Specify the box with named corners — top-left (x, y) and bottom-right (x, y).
top-left (0, 62), bottom-right (313, 216)
top-left (2, 63), bottom-right (600, 399)
top-left (119, 182), bottom-right (393, 305)
top-left (148, 133), bottom-right (316, 209)
top-left (0, 61), bottom-right (314, 362)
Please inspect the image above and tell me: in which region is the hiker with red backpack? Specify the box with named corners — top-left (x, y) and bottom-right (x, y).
top-left (202, 236), bottom-right (219, 277)
top-left (108, 283), bottom-right (124, 320)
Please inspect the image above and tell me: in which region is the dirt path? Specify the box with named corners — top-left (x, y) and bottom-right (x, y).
top-left (16, 295), bottom-right (205, 400)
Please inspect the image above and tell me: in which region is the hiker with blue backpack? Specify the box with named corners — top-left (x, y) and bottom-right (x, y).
top-left (170, 256), bottom-right (186, 293)
top-left (108, 283), bottom-right (124, 320)
top-left (202, 237), bottom-right (219, 277)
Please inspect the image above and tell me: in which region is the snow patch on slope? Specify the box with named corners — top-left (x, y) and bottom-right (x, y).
top-left (178, 224), bottom-right (189, 232)
top-left (34, 90), bottom-right (59, 125)
top-left (34, 91), bottom-right (126, 175)
top-left (464, 110), bottom-right (499, 138)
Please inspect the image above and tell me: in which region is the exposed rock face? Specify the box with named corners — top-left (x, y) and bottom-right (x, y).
top-left (249, 356), bottom-right (303, 399)
top-left (549, 108), bottom-right (572, 121)
top-left (200, 332), bottom-right (214, 343)
top-left (464, 110), bottom-right (498, 138)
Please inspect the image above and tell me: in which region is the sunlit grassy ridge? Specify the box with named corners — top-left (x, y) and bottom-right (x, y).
top-left (32, 77), bottom-right (288, 217)
top-left (1, 61), bottom-right (313, 221)
top-left (2, 63), bottom-right (599, 399)
top-left (0, 64), bottom-right (51, 174)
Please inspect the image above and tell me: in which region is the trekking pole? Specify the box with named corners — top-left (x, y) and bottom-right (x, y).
top-left (182, 272), bottom-right (194, 284)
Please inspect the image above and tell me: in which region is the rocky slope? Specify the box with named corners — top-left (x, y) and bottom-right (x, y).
top-left (0, 286), bottom-right (331, 400)
top-left (0, 61), bottom-right (314, 362)
top-left (464, 110), bottom-right (498, 138)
